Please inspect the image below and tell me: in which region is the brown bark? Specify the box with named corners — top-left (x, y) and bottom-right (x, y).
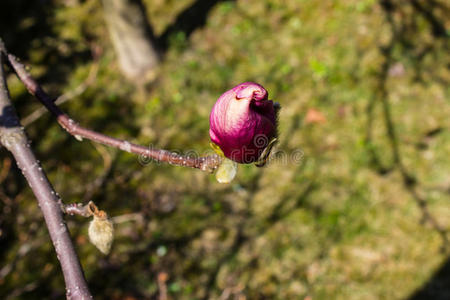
top-left (102, 0), bottom-right (160, 81)
top-left (6, 50), bottom-right (221, 173)
top-left (0, 40), bottom-right (92, 300)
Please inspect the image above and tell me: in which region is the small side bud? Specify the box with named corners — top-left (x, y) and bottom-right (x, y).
top-left (88, 211), bottom-right (114, 255)
top-left (215, 157), bottom-right (237, 183)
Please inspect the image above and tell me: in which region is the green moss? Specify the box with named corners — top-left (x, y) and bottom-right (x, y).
top-left (1, 0), bottom-right (449, 299)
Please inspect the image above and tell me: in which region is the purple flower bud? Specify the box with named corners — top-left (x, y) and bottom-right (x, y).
top-left (209, 82), bottom-right (278, 164)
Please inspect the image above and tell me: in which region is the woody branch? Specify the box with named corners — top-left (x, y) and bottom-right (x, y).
top-left (0, 39), bottom-right (92, 300)
top-left (4, 51), bottom-right (221, 172)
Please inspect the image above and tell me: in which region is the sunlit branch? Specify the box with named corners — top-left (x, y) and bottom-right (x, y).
top-left (0, 39), bottom-right (92, 300)
top-left (4, 51), bottom-right (221, 173)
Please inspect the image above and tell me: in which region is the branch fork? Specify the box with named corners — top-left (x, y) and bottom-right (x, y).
top-left (0, 37), bottom-right (221, 299)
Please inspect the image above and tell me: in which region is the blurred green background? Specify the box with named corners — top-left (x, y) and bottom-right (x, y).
top-left (0, 0), bottom-right (449, 299)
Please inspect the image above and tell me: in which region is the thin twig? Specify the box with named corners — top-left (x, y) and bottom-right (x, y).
top-left (82, 143), bottom-right (116, 203)
top-left (63, 201), bottom-right (96, 218)
top-left (157, 272), bottom-right (168, 300)
top-left (21, 54), bottom-right (100, 127)
top-left (63, 201), bottom-right (107, 220)
top-left (5, 52), bottom-right (221, 173)
top-left (0, 39), bottom-right (92, 299)
top-left (367, 1), bottom-right (449, 251)
top-left (6, 281), bottom-right (39, 300)
top-left (111, 212), bottom-right (144, 224)
top-left (0, 226), bottom-right (45, 280)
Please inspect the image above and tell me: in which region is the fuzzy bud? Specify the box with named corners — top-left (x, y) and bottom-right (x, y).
top-left (88, 211), bottom-right (114, 255)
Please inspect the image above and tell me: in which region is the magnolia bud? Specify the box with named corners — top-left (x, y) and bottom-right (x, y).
top-left (209, 82), bottom-right (278, 164)
top-left (88, 211), bottom-right (114, 255)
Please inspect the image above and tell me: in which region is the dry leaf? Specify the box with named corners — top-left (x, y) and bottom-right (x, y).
top-left (305, 108), bottom-right (326, 124)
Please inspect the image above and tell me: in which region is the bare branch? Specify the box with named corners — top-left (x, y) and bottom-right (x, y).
top-left (364, 6), bottom-right (449, 251)
top-left (63, 202), bottom-right (95, 218)
top-left (82, 143), bottom-right (116, 203)
top-left (4, 51), bottom-right (221, 172)
top-left (63, 201), bottom-right (105, 219)
top-left (21, 51), bottom-right (100, 126)
top-left (157, 272), bottom-right (168, 300)
top-left (0, 39), bottom-right (92, 300)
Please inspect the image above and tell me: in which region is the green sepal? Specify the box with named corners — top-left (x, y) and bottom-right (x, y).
top-left (255, 137), bottom-right (278, 167)
top-left (210, 141), bottom-right (225, 157)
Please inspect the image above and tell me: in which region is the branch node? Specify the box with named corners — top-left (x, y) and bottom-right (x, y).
top-left (0, 128), bottom-right (27, 150)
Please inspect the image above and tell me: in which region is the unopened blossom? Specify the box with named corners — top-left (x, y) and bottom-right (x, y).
top-left (209, 82), bottom-right (278, 164)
